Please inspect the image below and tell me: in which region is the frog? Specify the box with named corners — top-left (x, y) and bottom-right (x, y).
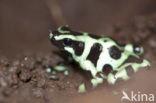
top-left (49, 25), bottom-right (150, 92)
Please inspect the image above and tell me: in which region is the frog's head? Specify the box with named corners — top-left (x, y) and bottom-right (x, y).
top-left (124, 44), bottom-right (144, 56)
top-left (49, 25), bottom-right (84, 56)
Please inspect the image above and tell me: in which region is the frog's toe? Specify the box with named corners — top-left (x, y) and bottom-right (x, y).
top-left (63, 70), bottom-right (69, 76)
top-left (107, 73), bottom-right (116, 84)
top-left (78, 83), bottom-right (86, 93)
top-left (143, 60), bottom-right (151, 69)
top-left (91, 78), bottom-right (103, 88)
top-left (142, 59), bottom-right (151, 69)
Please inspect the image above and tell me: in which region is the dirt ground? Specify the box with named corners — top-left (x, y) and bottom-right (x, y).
top-left (0, 1), bottom-right (156, 103)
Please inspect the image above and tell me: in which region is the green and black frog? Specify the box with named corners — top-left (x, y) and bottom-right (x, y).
top-left (48, 25), bottom-right (150, 93)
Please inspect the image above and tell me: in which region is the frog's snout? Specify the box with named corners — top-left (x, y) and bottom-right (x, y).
top-left (49, 31), bottom-right (57, 46)
top-left (49, 32), bottom-right (55, 44)
top-left (49, 32), bottom-right (53, 39)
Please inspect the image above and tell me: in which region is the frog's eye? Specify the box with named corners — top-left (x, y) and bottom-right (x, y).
top-left (133, 45), bottom-right (143, 55)
top-left (61, 26), bottom-right (71, 31)
top-left (134, 45), bottom-right (140, 53)
top-left (63, 38), bottom-right (72, 46)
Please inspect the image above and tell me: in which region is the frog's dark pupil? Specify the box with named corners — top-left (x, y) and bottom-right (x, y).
top-left (133, 45), bottom-right (140, 54)
top-left (63, 38), bottom-right (72, 46)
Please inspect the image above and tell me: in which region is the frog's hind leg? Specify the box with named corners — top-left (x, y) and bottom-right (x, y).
top-left (78, 68), bottom-right (104, 93)
top-left (88, 66), bottom-right (104, 87)
top-left (107, 59), bottom-right (150, 84)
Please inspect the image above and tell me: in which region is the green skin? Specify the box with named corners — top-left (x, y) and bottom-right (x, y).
top-left (49, 25), bottom-right (150, 93)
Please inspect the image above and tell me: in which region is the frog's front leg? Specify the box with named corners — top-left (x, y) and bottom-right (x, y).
top-left (78, 74), bottom-right (103, 93)
top-left (83, 61), bottom-right (104, 87)
top-left (107, 59), bottom-right (150, 84)
top-left (78, 61), bottom-right (104, 93)
top-left (53, 61), bottom-right (69, 76)
top-left (46, 56), bottom-right (74, 79)
top-left (91, 77), bottom-right (103, 87)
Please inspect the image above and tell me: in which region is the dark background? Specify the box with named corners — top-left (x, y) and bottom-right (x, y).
top-left (0, 0), bottom-right (156, 57)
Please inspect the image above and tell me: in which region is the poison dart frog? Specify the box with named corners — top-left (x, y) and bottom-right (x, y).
top-left (49, 25), bottom-right (150, 93)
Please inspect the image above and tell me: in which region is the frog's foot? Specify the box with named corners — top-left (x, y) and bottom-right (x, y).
top-left (107, 59), bottom-right (150, 84)
top-left (52, 57), bottom-right (74, 76)
top-left (48, 68), bottom-right (69, 79)
top-left (54, 65), bottom-right (69, 76)
top-left (45, 61), bottom-right (69, 79)
top-left (91, 77), bottom-right (103, 88)
top-left (45, 67), bottom-right (57, 79)
top-left (53, 61), bottom-right (69, 75)
top-left (78, 83), bottom-right (86, 93)
top-left (77, 78), bottom-right (103, 93)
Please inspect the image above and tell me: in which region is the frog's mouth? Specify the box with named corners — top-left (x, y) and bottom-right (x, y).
top-left (50, 37), bottom-right (66, 51)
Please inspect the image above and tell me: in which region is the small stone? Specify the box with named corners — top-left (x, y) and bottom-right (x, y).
top-left (19, 69), bottom-right (32, 83)
top-left (20, 56), bottom-right (35, 70)
top-left (0, 78), bottom-right (7, 87)
top-left (32, 88), bottom-right (44, 98)
top-left (2, 88), bottom-right (13, 97)
top-left (36, 78), bottom-right (46, 88)
top-left (8, 66), bottom-right (18, 73)
top-left (0, 56), bottom-right (9, 66)
top-left (35, 52), bottom-right (44, 63)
